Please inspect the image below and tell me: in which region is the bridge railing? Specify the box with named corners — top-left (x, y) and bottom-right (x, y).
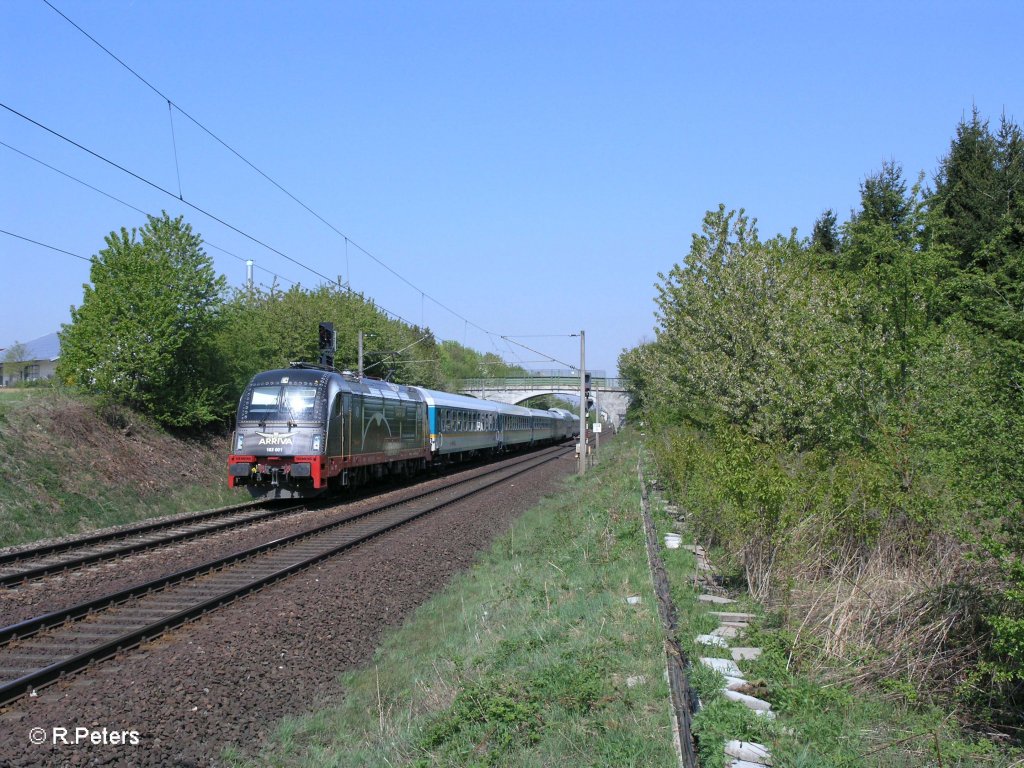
top-left (456, 377), bottom-right (626, 391)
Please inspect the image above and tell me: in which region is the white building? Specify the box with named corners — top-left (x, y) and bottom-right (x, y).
top-left (0, 332), bottom-right (60, 386)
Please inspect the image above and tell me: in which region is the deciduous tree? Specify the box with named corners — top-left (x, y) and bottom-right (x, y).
top-left (58, 212), bottom-right (226, 428)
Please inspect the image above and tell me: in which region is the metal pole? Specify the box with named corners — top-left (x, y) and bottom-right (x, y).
top-left (578, 330), bottom-right (586, 476)
top-left (358, 331), bottom-right (364, 381)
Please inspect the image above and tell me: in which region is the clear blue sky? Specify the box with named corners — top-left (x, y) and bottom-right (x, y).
top-left (2, 0), bottom-right (1021, 375)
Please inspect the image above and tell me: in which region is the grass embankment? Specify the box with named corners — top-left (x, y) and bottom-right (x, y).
top-left (237, 430), bottom-right (679, 767)
top-left (641, 454), bottom-right (1020, 768)
top-left (0, 387), bottom-right (237, 548)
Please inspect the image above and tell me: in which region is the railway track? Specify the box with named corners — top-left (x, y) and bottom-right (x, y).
top-left (0, 444), bottom-right (570, 706)
top-left (0, 499), bottom-right (304, 587)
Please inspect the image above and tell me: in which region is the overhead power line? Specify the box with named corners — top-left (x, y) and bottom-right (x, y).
top-left (42, 0), bottom-right (497, 344)
top-left (0, 101), bottom-right (429, 327)
top-left (0, 228), bottom-right (91, 262)
top-left (500, 335), bottom-right (575, 370)
top-left (33, 1), bottom-right (579, 369)
top-left (0, 140), bottom-right (295, 287)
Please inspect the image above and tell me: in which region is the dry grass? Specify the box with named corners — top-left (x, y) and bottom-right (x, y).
top-left (5, 389), bottom-right (227, 495)
top-left (750, 530), bottom-right (992, 700)
top-left (0, 388), bottom-right (234, 547)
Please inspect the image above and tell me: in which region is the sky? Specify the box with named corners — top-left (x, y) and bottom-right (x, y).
top-left (1, 0), bottom-right (1022, 377)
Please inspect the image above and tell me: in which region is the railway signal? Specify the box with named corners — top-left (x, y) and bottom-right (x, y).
top-left (318, 322), bottom-right (336, 368)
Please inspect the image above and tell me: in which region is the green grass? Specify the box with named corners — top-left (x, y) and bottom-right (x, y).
top-left (643, 460), bottom-right (1022, 768)
top-left (0, 468), bottom-right (238, 548)
top-left (0, 387), bottom-right (237, 548)
top-left (234, 431), bottom-right (679, 767)
top-left (0, 386), bottom-right (45, 419)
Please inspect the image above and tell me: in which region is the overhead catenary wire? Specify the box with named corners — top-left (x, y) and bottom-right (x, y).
top-left (167, 100), bottom-right (183, 200)
top-left (0, 140), bottom-right (296, 288)
top-left (500, 335), bottom-right (576, 371)
top-left (32, 1), bottom-right (580, 370)
top-left (42, 0), bottom-right (500, 348)
top-left (0, 101), bottom-right (428, 328)
top-left (0, 229), bottom-right (91, 262)
top-left (2, 137), bottom-right (527, 362)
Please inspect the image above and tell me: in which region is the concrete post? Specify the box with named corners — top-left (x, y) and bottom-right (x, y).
top-left (578, 330), bottom-right (586, 476)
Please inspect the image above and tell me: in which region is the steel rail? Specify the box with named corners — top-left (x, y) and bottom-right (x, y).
top-left (0, 446), bottom-right (570, 705)
top-left (0, 500), bottom-right (305, 587)
top-left (0, 442), bottom-right (569, 585)
top-left (0, 498), bottom-right (266, 567)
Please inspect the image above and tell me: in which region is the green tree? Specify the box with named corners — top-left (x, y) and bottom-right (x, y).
top-left (840, 164), bottom-right (954, 405)
top-left (809, 208), bottom-right (841, 264)
top-left (215, 282), bottom-right (446, 400)
top-left (617, 340), bottom-right (659, 417)
top-left (930, 112), bottom-right (1024, 363)
top-left (58, 212), bottom-right (227, 428)
top-left (650, 205), bottom-right (861, 447)
top-left (927, 112), bottom-right (1024, 712)
top-left (2, 341), bottom-right (30, 385)
top-left (932, 109), bottom-right (1010, 268)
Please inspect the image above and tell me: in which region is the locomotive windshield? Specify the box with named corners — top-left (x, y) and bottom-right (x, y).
top-left (243, 384), bottom-right (319, 423)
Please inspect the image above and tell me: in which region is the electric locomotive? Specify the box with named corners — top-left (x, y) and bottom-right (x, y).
top-left (228, 364), bottom-right (430, 498)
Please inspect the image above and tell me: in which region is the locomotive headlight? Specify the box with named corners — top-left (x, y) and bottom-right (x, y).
top-left (235, 434), bottom-right (244, 451)
top-left (312, 433), bottom-right (322, 452)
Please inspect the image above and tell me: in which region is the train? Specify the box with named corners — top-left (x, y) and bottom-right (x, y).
top-left (227, 363), bottom-right (581, 498)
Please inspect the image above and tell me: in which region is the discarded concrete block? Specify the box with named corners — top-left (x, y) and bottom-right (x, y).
top-left (728, 760), bottom-right (771, 768)
top-left (711, 625), bottom-right (740, 638)
top-left (731, 647), bottom-right (762, 661)
top-left (723, 675), bottom-right (748, 691)
top-left (626, 675), bottom-right (647, 688)
top-left (710, 611), bottom-right (756, 622)
top-left (626, 595), bottom-right (642, 605)
top-left (700, 657), bottom-right (742, 676)
top-left (722, 689), bottom-right (772, 711)
top-left (695, 633), bottom-right (730, 648)
top-left (725, 740), bottom-right (772, 764)
top-left (698, 594), bottom-right (736, 605)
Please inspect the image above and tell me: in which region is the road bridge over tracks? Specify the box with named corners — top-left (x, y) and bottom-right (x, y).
top-left (455, 373), bottom-right (631, 427)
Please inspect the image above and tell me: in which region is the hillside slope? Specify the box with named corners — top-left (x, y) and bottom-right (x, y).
top-left (0, 388), bottom-right (235, 548)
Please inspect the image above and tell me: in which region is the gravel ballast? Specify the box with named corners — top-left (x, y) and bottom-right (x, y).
top-left (0, 450), bottom-right (577, 767)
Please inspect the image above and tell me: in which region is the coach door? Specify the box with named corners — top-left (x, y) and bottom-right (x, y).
top-left (343, 394), bottom-right (353, 462)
